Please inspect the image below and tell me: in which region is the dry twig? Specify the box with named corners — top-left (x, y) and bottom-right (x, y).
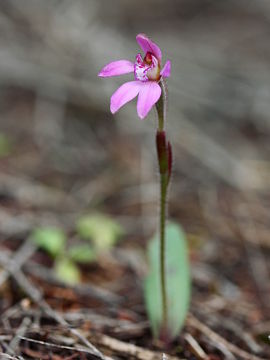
top-left (187, 314), bottom-right (268, 360)
top-left (0, 248), bottom-right (106, 360)
top-left (93, 333), bottom-right (184, 360)
top-left (184, 333), bottom-right (208, 360)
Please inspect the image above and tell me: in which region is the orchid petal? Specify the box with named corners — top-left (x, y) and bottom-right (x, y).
top-left (160, 60), bottom-right (171, 78)
top-left (110, 81), bottom-right (141, 114)
top-left (136, 33), bottom-right (162, 63)
top-left (137, 81), bottom-right (161, 119)
top-left (98, 60), bottom-right (134, 77)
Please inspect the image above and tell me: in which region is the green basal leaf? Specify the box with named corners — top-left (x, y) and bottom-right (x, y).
top-left (144, 222), bottom-right (190, 340)
top-left (54, 258), bottom-right (81, 285)
top-left (68, 244), bottom-right (96, 264)
top-left (30, 227), bottom-right (66, 257)
top-left (76, 213), bottom-right (123, 251)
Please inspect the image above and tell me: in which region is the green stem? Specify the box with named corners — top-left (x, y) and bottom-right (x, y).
top-left (155, 78), bottom-right (169, 333)
top-left (160, 173), bottom-right (168, 328)
top-left (156, 79), bottom-right (167, 131)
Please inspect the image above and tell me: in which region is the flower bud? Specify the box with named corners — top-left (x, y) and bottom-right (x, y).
top-left (156, 130), bottom-right (168, 175)
top-left (167, 141), bottom-right (172, 184)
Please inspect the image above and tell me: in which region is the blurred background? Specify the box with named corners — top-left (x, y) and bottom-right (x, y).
top-left (0, 0), bottom-right (270, 356)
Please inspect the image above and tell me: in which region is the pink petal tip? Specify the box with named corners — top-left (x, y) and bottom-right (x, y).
top-left (136, 33), bottom-right (162, 63)
top-left (110, 81), bottom-right (142, 114)
top-left (160, 60), bottom-right (171, 78)
top-left (137, 81), bottom-right (161, 119)
top-left (98, 60), bottom-right (134, 78)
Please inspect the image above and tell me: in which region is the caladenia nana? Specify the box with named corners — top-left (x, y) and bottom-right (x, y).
top-left (99, 34), bottom-right (190, 343)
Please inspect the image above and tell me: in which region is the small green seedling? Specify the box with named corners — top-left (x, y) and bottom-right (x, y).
top-left (30, 226), bottom-right (96, 285)
top-left (68, 244), bottom-right (96, 264)
top-left (30, 213), bottom-right (123, 285)
top-left (76, 213), bottom-right (123, 252)
top-left (31, 227), bottom-right (66, 258)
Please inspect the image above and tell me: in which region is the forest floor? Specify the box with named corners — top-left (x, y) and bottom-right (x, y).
top-left (0, 94), bottom-right (269, 360)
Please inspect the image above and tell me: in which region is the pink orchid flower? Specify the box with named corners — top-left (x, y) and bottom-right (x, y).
top-left (98, 33), bottom-right (171, 119)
